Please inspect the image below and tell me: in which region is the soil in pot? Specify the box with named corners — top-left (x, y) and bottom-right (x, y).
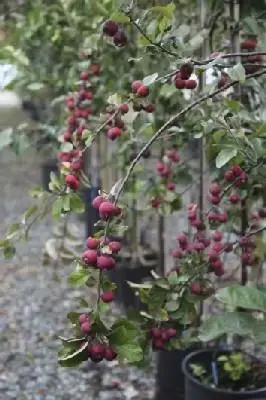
top-left (182, 348), bottom-right (266, 400)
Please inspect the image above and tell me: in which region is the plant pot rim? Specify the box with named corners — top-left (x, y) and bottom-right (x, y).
top-left (182, 348), bottom-right (266, 396)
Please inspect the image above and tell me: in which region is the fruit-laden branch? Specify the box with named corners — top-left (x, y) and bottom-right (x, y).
top-left (114, 69), bottom-right (266, 203)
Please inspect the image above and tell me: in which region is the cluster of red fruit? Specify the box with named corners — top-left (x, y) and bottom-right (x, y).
top-left (131, 80), bottom-right (155, 113)
top-left (81, 195), bottom-right (121, 274)
top-left (59, 57), bottom-right (100, 191)
top-left (104, 103), bottom-right (128, 141)
top-left (151, 148), bottom-right (180, 208)
top-left (150, 326), bottom-right (177, 350)
top-left (174, 62), bottom-right (197, 90)
top-left (78, 314), bottom-right (117, 362)
top-left (240, 35), bottom-right (262, 74)
top-left (102, 19), bottom-right (127, 46)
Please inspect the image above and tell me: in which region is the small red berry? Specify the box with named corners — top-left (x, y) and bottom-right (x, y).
top-left (230, 193), bottom-right (241, 204)
top-left (90, 64), bottom-right (100, 75)
top-left (179, 62), bottom-right (194, 80)
top-left (177, 232), bottom-right (188, 245)
top-left (65, 174), bottom-right (79, 190)
top-left (191, 282), bottom-right (201, 295)
top-left (209, 183), bottom-right (221, 196)
top-left (109, 241), bottom-right (121, 254)
top-left (224, 170), bottom-right (234, 181)
top-left (137, 85), bottom-right (150, 98)
top-left (218, 213), bottom-right (228, 223)
top-left (87, 237), bottom-right (100, 249)
top-left (175, 78), bottom-right (186, 89)
top-left (172, 249), bottom-right (183, 258)
top-left (151, 327), bottom-right (161, 339)
top-left (104, 346), bottom-right (117, 361)
top-left (212, 231), bottom-right (223, 242)
top-left (166, 328), bottom-right (176, 338)
top-left (103, 20), bottom-right (119, 37)
top-left (99, 201), bottom-right (115, 219)
top-left (70, 159), bottom-right (83, 172)
top-left (185, 79), bottom-right (197, 89)
top-left (156, 161), bottom-right (165, 173)
top-left (144, 103), bottom-right (155, 113)
top-left (167, 182), bottom-right (176, 191)
top-left (82, 249), bottom-right (97, 266)
top-left (152, 339), bottom-right (164, 350)
top-left (167, 149), bottom-right (180, 163)
top-left (101, 291), bottom-right (115, 303)
top-left (97, 255), bottom-right (116, 270)
top-left (119, 103), bottom-right (129, 114)
top-left (79, 314), bottom-right (88, 324)
top-left (152, 199), bottom-right (160, 208)
top-left (90, 343), bottom-right (105, 362)
top-left (209, 195), bottom-right (221, 205)
top-left (107, 127), bottom-right (122, 140)
top-left (81, 321), bottom-right (91, 334)
top-left (92, 196), bottom-right (104, 210)
top-left (113, 29), bottom-right (127, 46)
top-left (240, 39), bottom-right (257, 51)
top-left (80, 71), bottom-right (89, 80)
top-left (131, 80), bottom-right (143, 93)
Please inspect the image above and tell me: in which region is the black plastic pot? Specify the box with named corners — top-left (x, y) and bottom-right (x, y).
top-left (41, 160), bottom-right (58, 191)
top-left (182, 349), bottom-right (266, 400)
top-left (155, 348), bottom-right (196, 400)
top-left (108, 249), bottom-right (157, 310)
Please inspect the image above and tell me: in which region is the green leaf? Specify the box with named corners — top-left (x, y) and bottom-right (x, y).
top-left (67, 312), bottom-right (80, 324)
top-left (215, 148), bottom-right (238, 168)
top-left (151, 3), bottom-right (175, 19)
top-left (3, 245), bottom-right (16, 260)
top-left (199, 312), bottom-right (256, 342)
top-left (143, 73), bottom-right (158, 86)
top-left (78, 297), bottom-right (89, 308)
top-left (165, 300), bottom-right (179, 312)
top-left (0, 128), bottom-right (13, 149)
top-left (7, 222), bottom-right (21, 239)
top-left (52, 197), bottom-right (63, 219)
top-left (216, 284), bottom-right (266, 312)
top-left (116, 343), bottom-right (143, 363)
top-left (69, 193), bottom-right (85, 214)
top-left (27, 82), bottom-right (45, 91)
top-left (167, 271), bottom-right (179, 286)
top-left (170, 196), bottom-right (182, 212)
top-left (227, 62), bottom-right (246, 83)
top-left (67, 268), bottom-right (90, 287)
top-left (110, 11), bottom-right (130, 23)
top-left (22, 205), bottom-right (38, 224)
top-left (58, 341), bottom-right (88, 367)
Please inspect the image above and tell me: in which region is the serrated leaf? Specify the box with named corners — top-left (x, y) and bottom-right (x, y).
top-left (69, 193), bottom-right (85, 214)
top-left (58, 342), bottom-right (88, 367)
top-left (67, 312), bottom-right (80, 324)
top-left (226, 62), bottom-right (245, 83)
top-left (215, 148), bottom-right (238, 168)
top-left (67, 268), bottom-right (90, 287)
top-left (143, 73), bottom-right (158, 86)
top-left (52, 197), bottom-right (64, 219)
top-left (216, 284), bottom-right (266, 312)
top-left (165, 300), bottom-right (179, 312)
top-left (167, 271), bottom-right (179, 286)
top-left (116, 343), bottom-right (143, 363)
top-left (110, 11), bottom-right (130, 23)
top-left (199, 312), bottom-right (255, 342)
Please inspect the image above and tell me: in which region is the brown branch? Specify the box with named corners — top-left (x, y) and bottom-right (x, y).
top-left (114, 69), bottom-right (266, 202)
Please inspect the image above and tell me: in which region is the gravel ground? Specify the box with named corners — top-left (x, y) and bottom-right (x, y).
top-left (0, 150), bottom-right (155, 400)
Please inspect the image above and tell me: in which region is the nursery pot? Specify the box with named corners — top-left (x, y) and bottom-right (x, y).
top-left (155, 347), bottom-right (197, 400)
top-left (41, 159), bottom-right (58, 191)
top-left (182, 348), bottom-right (266, 400)
top-left (108, 248), bottom-right (157, 310)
